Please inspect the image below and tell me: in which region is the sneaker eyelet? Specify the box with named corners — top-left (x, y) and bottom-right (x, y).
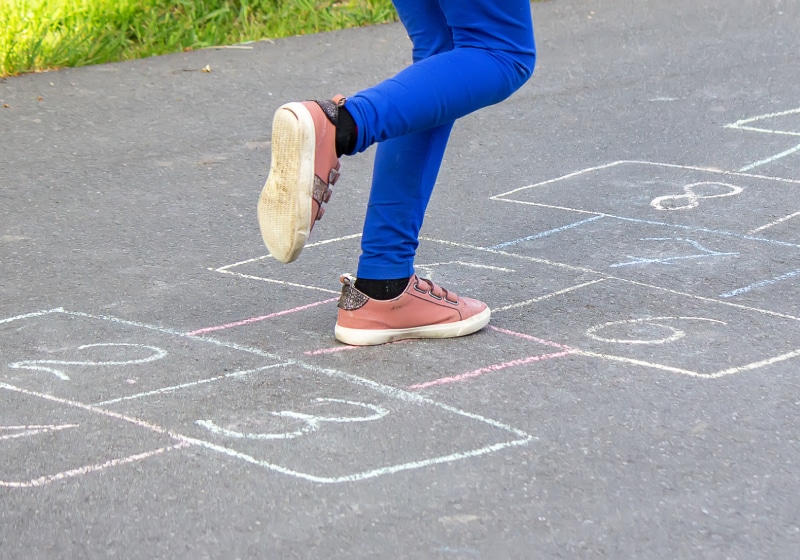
top-left (444, 295), bottom-right (459, 305)
top-left (429, 292), bottom-right (443, 301)
top-left (413, 283), bottom-right (428, 295)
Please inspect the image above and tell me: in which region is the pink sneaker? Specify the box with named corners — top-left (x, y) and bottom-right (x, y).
top-left (334, 274), bottom-right (491, 346)
top-left (258, 96), bottom-right (345, 263)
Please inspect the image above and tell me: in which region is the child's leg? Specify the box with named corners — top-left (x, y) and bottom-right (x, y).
top-left (352, 0), bottom-right (536, 282)
top-left (344, 0), bottom-right (536, 153)
top-left (356, 0), bottom-right (455, 281)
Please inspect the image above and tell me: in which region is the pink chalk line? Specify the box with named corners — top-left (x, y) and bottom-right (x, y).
top-left (408, 350), bottom-right (573, 390)
top-left (304, 345), bottom-right (358, 356)
top-left (488, 325), bottom-right (574, 351)
top-left (186, 297), bottom-right (339, 336)
top-left (406, 325), bottom-right (576, 390)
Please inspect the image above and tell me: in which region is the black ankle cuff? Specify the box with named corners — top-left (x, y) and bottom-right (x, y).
top-left (336, 106), bottom-right (357, 157)
top-left (355, 277), bottom-right (409, 300)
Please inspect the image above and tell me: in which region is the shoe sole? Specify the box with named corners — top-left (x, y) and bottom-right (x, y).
top-left (334, 307), bottom-right (492, 346)
top-left (257, 102), bottom-right (315, 264)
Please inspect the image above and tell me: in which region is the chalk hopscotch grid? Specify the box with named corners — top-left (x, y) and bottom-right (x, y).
top-left (0, 308), bottom-right (534, 486)
top-left (7, 159), bottom-right (795, 484)
top-left (2, 287), bottom-right (797, 484)
top-left (214, 167), bottom-right (800, 307)
top-left (204, 222), bottom-right (800, 381)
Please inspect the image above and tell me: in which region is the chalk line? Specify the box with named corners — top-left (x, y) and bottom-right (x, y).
top-left (0, 443), bottom-right (190, 488)
top-left (214, 255), bottom-right (271, 272)
top-left (421, 237), bottom-right (604, 276)
top-left (408, 351), bottom-right (573, 390)
top-left (52, 310), bottom-right (284, 363)
top-left (0, 382), bottom-right (179, 437)
top-left (490, 200), bottom-right (800, 250)
top-left (172, 433), bottom-right (531, 484)
top-left (493, 279), bottom-right (608, 313)
top-left (616, 277), bottom-right (800, 323)
top-left (713, 348), bottom-right (800, 378)
top-left (416, 261), bottom-right (516, 273)
top-left (186, 297), bottom-right (339, 336)
top-left (491, 324), bottom-right (710, 378)
top-left (748, 211), bottom-right (800, 234)
top-left (724, 107), bottom-right (800, 137)
top-left (92, 363), bottom-right (290, 407)
top-left (423, 238), bottom-right (800, 323)
top-left (490, 321), bottom-right (800, 380)
top-left (408, 325), bottom-right (575, 390)
top-left (0, 424), bottom-right (79, 441)
top-left (610, 238), bottom-right (739, 268)
top-left (738, 142), bottom-right (800, 172)
top-left (573, 350), bottom-right (702, 377)
top-left (490, 161), bottom-right (626, 199)
top-left (211, 268), bottom-right (340, 294)
top-left (304, 339), bottom-right (411, 356)
top-left (719, 268), bottom-right (800, 299)
top-left (487, 326), bottom-right (573, 351)
top-left (213, 233), bottom-right (362, 272)
top-left (490, 160), bottom-right (800, 203)
top-left (572, 341), bottom-right (800, 381)
top-left (304, 345), bottom-right (358, 356)
top-left (489, 216), bottom-right (604, 249)
top-left (0, 308), bottom-right (65, 324)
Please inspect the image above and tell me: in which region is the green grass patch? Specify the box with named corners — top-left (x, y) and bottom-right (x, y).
top-left (0, 0), bottom-right (398, 76)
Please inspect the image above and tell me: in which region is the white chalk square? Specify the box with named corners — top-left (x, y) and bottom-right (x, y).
top-left (108, 363), bottom-right (532, 484)
top-left (497, 278), bottom-right (800, 379)
top-left (481, 211), bottom-right (800, 313)
top-left (0, 309), bottom-right (283, 405)
top-left (491, 160), bottom-right (800, 241)
top-left (1, 309), bottom-right (533, 484)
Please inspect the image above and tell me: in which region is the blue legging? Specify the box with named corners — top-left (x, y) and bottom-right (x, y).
top-left (343, 0), bottom-right (536, 280)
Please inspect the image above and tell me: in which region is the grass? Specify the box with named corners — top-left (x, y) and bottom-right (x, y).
top-left (0, 0), bottom-right (398, 77)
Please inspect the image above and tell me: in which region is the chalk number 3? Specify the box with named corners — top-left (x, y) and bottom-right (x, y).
top-left (196, 399), bottom-right (389, 440)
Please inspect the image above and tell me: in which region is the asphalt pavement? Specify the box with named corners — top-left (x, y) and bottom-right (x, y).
top-left (2, 0), bottom-right (800, 557)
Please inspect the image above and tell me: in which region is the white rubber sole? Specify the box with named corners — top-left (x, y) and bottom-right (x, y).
top-left (334, 307), bottom-right (491, 346)
top-left (257, 102), bottom-right (315, 264)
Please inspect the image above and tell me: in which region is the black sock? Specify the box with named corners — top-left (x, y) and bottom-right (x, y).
top-left (355, 277), bottom-right (410, 300)
top-left (335, 105), bottom-right (357, 157)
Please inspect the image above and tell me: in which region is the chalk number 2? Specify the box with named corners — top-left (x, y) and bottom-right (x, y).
top-left (7, 343), bottom-right (167, 381)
